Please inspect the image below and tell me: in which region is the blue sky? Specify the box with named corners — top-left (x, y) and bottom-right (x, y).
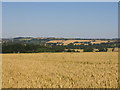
top-left (2, 2), bottom-right (118, 38)
top-left (0, 2), bottom-right (2, 38)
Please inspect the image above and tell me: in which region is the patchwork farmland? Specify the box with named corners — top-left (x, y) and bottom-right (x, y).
top-left (46, 40), bottom-right (114, 46)
top-left (2, 52), bottom-right (118, 88)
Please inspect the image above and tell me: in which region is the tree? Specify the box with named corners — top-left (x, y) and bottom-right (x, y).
top-left (98, 47), bottom-right (108, 52)
top-left (66, 49), bottom-right (75, 52)
top-left (83, 47), bottom-right (93, 52)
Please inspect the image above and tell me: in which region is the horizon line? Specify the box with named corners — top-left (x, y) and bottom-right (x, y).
top-left (1, 36), bottom-right (119, 39)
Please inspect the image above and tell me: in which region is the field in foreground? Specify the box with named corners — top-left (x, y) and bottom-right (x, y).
top-left (2, 52), bottom-right (118, 88)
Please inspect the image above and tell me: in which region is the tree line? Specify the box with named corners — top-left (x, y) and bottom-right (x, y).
top-left (2, 41), bottom-right (118, 53)
top-left (2, 43), bottom-right (65, 53)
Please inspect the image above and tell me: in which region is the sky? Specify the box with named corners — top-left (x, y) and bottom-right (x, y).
top-left (2, 2), bottom-right (118, 38)
top-left (0, 2), bottom-right (2, 38)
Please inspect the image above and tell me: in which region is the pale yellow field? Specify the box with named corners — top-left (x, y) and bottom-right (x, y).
top-left (47, 40), bottom-right (110, 45)
top-left (2, 52), bottom-right (118, 88)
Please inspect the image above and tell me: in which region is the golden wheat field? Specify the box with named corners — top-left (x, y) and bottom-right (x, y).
top-left (2, 52), bottom-right (118, 88)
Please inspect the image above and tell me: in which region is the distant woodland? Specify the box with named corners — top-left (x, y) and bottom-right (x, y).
top-left (1, 37), bottom-right (119, 53)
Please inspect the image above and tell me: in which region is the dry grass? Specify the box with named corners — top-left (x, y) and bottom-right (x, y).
top-left (47, 40), bottom-right (92, 45)
top-left (2, 52), bottom-right (118, 88)
top-left (47, 40), bottom-right (110, 45)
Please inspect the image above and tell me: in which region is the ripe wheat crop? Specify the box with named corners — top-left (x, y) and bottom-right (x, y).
top-left (2, 52), bottom-right (118, 88)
